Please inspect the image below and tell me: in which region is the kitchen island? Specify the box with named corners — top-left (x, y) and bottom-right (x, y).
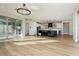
top-left (37, 28), bottom-right (62, 37)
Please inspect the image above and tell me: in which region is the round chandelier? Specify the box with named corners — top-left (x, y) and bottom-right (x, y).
top-left (17, 3), bottom-right (31, 15)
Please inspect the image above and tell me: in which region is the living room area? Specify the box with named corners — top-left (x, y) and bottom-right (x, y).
top-left (0, 3), bottom-right (77, 42)
top-left (0, 3), bottom-right (79, 56)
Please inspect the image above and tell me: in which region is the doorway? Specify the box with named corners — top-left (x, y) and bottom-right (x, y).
top-left (63, 22), bottom-right (69, 36)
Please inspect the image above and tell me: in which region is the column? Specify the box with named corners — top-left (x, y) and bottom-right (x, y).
top-left (21, 19), bottom-right (26, 38)
top-left (62, 21), bottom-right (63, 37)
top-left (73, 11), bottom-right (79, 42)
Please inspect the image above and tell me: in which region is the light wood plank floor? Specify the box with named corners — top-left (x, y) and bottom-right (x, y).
top-left (0, 36), bottom-right (79, 56)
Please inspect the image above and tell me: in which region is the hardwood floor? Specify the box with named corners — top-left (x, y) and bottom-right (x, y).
top-left (0, 36), bottom-right (79, 56)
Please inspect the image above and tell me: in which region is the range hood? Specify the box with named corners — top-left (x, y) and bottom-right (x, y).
top-left (48, 23), bottom-right (52, 27)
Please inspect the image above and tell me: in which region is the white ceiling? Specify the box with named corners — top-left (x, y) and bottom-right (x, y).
top-left (0, 3), bottom-right (79, 22)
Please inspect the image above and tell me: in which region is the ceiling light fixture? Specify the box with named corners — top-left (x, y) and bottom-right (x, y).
top-left (17, 3), bottom-right (31, 15)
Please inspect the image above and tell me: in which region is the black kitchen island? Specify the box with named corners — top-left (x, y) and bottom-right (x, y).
top-left (37, 29), bottom-right (57, 37)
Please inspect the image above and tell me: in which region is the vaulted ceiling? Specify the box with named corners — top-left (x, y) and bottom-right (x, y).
top-left (0, 3), bottom-right (79, 22)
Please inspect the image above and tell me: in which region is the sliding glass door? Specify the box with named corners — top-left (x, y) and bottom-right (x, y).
top-left (16, 20), bottom-right (22, 36)
top-left (7, 19), bottom-right (22, 38)
top-left (0, 18), bottom-right (7, 39)
top-left (0, 16), bottom-right (22, 40)
top-left (7, 19), bottom-right (16, 38)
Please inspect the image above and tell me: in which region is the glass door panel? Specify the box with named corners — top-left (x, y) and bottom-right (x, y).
top-left (8, 19), bottom-right (16, 38)
top-left (0, 16), bottom-right (22, 39)
top-left (0, 18), bottom-right (7, 39)
top-left (16, 20), bottom-right (22, 36)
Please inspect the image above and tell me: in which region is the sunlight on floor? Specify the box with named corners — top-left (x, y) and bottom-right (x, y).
top-left (13, 40), bottom-right (60, 45)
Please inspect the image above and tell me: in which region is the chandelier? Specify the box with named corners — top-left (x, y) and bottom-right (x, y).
top-left (17, 3), bottom-right (31, 15)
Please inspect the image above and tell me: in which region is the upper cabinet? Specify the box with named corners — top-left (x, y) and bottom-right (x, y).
top-left (57, 23), bottom-right (62, 29)
top-left (48, 22), bottom-right (62, 29)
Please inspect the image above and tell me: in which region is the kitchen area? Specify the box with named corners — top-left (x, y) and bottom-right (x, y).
top-left (37, 21), bottom-right (63, 37)
top-left (25, 20), bottom-right (71, 38)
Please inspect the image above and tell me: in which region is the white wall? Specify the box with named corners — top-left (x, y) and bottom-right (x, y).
top-left (29, 21), bottom-right (37, 35)
top-left (57, 23), bottom-right (62, 29)
top-left (69, 21), bottom-right (73, 35)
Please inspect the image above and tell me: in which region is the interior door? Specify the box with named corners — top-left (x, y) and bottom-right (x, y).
top-left (63, 22), bottom-right (69, 35)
